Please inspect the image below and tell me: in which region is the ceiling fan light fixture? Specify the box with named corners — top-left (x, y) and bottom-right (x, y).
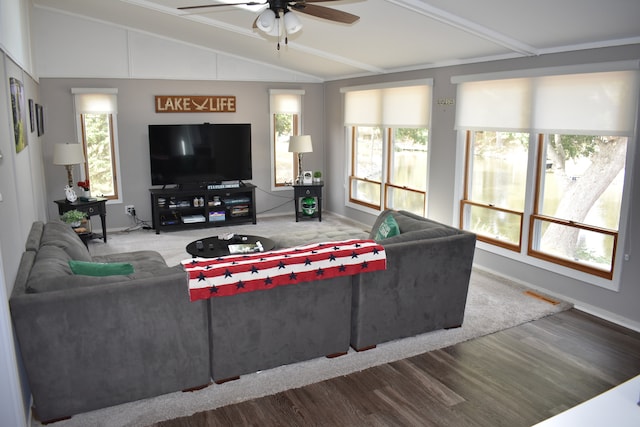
top-left (256, 8), bottom-right (276, 32)
top-left (283, 11), bottom-right (302, 34)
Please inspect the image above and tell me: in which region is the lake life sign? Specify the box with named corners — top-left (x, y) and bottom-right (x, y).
top-left (155, 95), bottom-right (236, 113)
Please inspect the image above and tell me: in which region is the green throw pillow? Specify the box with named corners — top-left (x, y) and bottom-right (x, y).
top-left (69, 260), bottom-right (134, 277)
top-left (374, 213), bottom-right (400, 240)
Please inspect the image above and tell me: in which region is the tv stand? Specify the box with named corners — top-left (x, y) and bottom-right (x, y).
top-left (149, 183), bottom-right (256, 234)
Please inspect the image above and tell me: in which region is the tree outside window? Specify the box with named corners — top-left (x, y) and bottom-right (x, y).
top-left (81, 113), bottom-right (117, 198)
top-left (270, 90), bottom-right (304, 188)
top-left (273, 112), bottom-right (298, 186)
top-left (73, 89), bottom-right (120, 201)
top-left (530, 134), bottom-right (626, 277)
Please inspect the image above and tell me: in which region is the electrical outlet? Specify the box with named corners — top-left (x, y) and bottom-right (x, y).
top-left (125, 205), bottom-right (135, 215)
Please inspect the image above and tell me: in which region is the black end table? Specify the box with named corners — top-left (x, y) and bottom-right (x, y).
top-left (54, 198), bottom-right (108, 243)
top-left (186, 234), bottom-right (276, 258)
top-left (293, 181), bottom-right (323, 222)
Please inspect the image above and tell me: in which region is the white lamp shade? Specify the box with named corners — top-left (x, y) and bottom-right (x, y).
top-left (256, 9), bottom-right (276, 32)
top-left (288, 135), bottom-right (313, 153)
top-left (284, 11), bottom-right (302, 34)
top-left (53, 143), bottom-right (85, 165)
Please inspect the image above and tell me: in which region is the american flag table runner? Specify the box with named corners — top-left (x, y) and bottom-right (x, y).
top-left (182, 239), bottom-right (386, 302)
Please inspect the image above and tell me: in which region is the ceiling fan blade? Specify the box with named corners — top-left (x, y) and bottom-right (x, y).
top-left (178, 1), bottom-right (266, 11)
top-left (292, 3), bottom-right (359, 24)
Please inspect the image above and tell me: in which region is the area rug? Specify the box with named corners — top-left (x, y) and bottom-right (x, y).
top-left (31, 214), bottom-right (572, 427)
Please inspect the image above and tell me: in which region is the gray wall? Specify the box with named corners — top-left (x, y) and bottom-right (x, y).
top-left (324, 44), bottom-right (640, 329)
top-left (39, 79), bottom-right (325, 229)
top-left (0, 51), bottom-right (43, 426)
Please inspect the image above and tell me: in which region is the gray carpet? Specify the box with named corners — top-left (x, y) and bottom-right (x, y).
top-left (31, 213), bottom-right (572, 427)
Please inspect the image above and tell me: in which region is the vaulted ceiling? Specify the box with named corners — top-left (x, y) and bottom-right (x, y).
top-left (32, 0), bottom-right (640, 81)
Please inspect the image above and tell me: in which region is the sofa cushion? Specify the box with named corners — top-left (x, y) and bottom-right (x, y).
top-left (69, 260), bottom-right (135, 276)
top-left (40, 221), bottom-right (92, 262)
top-left (93, 250), bottom-right (168, 273)
top-left (373, 212), bottom-right (400, 241)
top-left (26, 246), bottom-right (134, 293)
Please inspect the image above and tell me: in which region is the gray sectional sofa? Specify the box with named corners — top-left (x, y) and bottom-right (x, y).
top-left (351, 209), bottom-right (477, 350)
top-left (10, 211), bottom-right (475, 421)
top-left (10, 221), bottom-right (210, 423)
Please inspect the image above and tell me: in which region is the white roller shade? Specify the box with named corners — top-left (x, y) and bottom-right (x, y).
top-left (270, 92), bottom-right (302, 114)
top-left (454, 68), bottom-right (639, 136)
top-left (455, 78), bottom-right (532, 132)
top-left (382, 85), bottom-right (431, 127)
top-left (533, 70), bottom-right (639, 136)
top-left (72, 88), bottom-right (118, 114)
top-left (344, 82), bottom-right (431, 127)
top-left (344, 89), bottom-right (382, 126)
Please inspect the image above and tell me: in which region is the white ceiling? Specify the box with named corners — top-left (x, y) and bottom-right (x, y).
top-left (32, 0), bottom-right (640, 81)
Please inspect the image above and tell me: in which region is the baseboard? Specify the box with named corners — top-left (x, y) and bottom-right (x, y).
top-left (472, 265), bottom-right (640, 333)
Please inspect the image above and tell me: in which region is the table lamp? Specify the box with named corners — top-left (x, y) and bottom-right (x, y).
top-left (288, 135), bottom-right (313, 184)
top-left (53, 143), bottom-right (85, 201)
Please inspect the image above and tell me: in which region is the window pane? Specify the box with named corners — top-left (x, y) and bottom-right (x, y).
top-left (82, 113), bottom-right (115, 197)
top-left (534, 135), bottom-right (625, 274)
top-left (389, 128), bottom-right (427, 190)
top-left (274, 113), bottom-right (296, 185)
top-left (532, 218), bottom-right (615, 274)
top-left (470, 131), bottom-right (529, 210)
top-left (465, 204), bottom-right (521, 246)
top-left (540, 135), bottom-right (625, 229)
top-left (351, 178), bottom-right (381, 207)
top-left (354, 126), bottom-right (383, 181)
top-left (387, 186), bottom-right (425, 216)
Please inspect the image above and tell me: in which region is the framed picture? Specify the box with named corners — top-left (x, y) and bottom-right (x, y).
top-left (28, 99), bottom-right (35, 133)
top-left (9, 77), bottom-right (28, 153)
top-left (36, 104), bottom-right (44, 136)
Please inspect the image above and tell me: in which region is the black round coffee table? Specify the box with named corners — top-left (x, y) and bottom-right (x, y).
top-left (186, 234), bottom-right (276, 258)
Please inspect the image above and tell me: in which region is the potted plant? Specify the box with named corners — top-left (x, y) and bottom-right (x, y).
top-left (60, 209), bottom-right (86, 228)
top-left (313, 171), bottom-right (322, 183)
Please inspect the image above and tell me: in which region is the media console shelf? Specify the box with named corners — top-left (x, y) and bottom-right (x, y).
top-left (150, 184), bottom-right (257, 234)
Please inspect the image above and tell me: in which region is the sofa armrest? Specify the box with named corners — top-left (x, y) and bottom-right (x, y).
top-left (351, 232), bottom-right (476, 349)
top-left (9, 266), bottom-right (209, 421)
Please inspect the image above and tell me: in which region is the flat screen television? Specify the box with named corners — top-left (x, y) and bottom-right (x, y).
top-left (148, 123), bottom-right (252, 186)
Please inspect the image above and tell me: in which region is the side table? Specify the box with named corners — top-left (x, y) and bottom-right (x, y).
top-left (293, 181), bottom-right (323, 222)
top-left (54, 198), bottom-right (108, 243)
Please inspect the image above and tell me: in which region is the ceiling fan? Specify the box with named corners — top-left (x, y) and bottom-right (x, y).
top-left (178, 1), bottom-right (360, 48)
top-left (178, 0), bottom-right (360, 24)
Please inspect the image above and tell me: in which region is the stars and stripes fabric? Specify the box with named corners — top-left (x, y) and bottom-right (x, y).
top-left (182, 239), bottom-right (386, 302)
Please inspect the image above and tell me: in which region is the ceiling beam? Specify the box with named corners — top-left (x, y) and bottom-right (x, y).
top-left (386, 0), bottom-right (539, 56)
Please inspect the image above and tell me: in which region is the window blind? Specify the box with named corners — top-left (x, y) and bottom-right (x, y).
top-left (343, 81), bottom-right (432, 127)
top-left (269, 89), bottom-right (305, 114)
top-left (455, 69), bottom-right (639, 136)
top-left (72, 88), bottom-right (118, 114)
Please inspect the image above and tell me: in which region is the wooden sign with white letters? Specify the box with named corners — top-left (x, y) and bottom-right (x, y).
top-left (155, 95), bottom-right (236, 113)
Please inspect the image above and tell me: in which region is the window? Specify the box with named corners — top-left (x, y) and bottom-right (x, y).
top-left (270, 90), bottom-right (304, 188)
top-left (460, 131), bottom-right (529, 251)
top-left (529, 134), bottom-right (627, 278)
top-left (72, 89), bottom-right (120, 200)
top-left (343, 81), bottom-right (432, 216)
top-left (455, 66), bottom-right (639, 282)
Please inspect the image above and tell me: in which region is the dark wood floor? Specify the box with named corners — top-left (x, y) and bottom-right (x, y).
top-left (151, 309), bottom-right (640, 427)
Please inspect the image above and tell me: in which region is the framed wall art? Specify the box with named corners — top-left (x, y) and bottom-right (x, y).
top-left (9, 77), bottom-right (28, 153)
top-left (29, 99), bottom-right (35, 133)
top-left (36, 103), bottom-right (44, 136)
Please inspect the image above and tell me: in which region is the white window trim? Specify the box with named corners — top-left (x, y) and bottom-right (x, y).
top-left (452, 60), bottom-right (639, 291)
top-left (342, 80), bottom-right (433, 215)
top-left (269, 89), bottom-right (305, 192)
top-left (72, 88), bottom-right (123, 204)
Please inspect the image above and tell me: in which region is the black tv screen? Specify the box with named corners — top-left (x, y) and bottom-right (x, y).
top-left (148, 123), bottom-right (252, 186)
